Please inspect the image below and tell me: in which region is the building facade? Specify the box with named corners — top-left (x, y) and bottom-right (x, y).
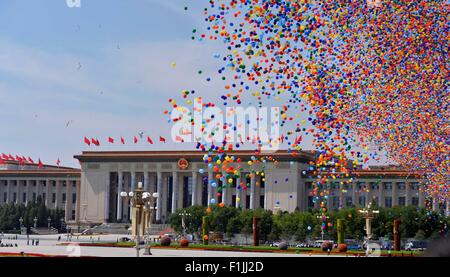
top-left (1, 150), bottom-right (448, 227)
top-left (74, 150), bottom-right (449, 225)
top-left (0, 161), bottom-right (81, 223)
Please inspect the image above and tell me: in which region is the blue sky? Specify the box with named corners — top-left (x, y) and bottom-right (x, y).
top-left (0, 0), bottom-right (227, 167)
top-left (0, 0), bottom-right (387, 168)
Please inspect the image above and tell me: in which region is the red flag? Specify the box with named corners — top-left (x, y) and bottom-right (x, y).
top-left (84, 137), bottom-right (91, 146)
top-left (27, 157), bottom-right (34, 164)
top-left (134, 136), bottom-right (138, 144)
top-left (108, 137), bottom-right (114, 143)
top-left (0, 159), bottom-right (4, 164)
top-left (121, 137), bottom-right (125, 144)
top-left (8, 154), bottom-right (14, 160)
top-left (38, 159), bottom-right (44, 168)
top-left (159, 136), bottom-right (166, 143)
top-left (15, 155), bottom-right (21, 161)
top-left (56, 158), bottom-right (61, 167)
top-left (147, 136), bottom-right (153, 144)
top-left (2, 153), bottom-right (8, 160)
top-left (92, 138), bottom-right (100, 146)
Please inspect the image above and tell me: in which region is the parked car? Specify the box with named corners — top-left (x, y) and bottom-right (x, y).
top-left (347, 244), bottom-right (362, 250)
top-left (405, 241), bottom-right (427, 251)
top-left (119, 237), bottom-right (131, 242)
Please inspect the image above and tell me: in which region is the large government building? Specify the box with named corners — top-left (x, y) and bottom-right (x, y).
top-left (1, 150), bottom-right (449, 227)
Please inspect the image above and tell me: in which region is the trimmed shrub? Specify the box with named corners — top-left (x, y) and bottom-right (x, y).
top-left (321, 241), bottom-right (333, 252)
top-left (337, 243), bottom-right (348, 252)
top-left (279, 242), bottom-right (288, 250)
top-left (180, 238), bottom-right (189, 247)
top-left (160, 236), bottom-right (171, 246)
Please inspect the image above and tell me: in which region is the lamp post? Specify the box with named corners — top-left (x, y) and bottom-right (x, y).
top-left (120, 181), bottom-right (159, 257)
top-left (316, 214), bottom-right (329, 241)
top-left (33, 216), bottom-right (38, 229)
top-left (47, 217), bottom-right (51, 230)
top-left (178, 210), bottom-right (192, 238)
top-left (19, 217), bottom-right (24, 229)
top-left (359, 200), bottom-right (379, 256)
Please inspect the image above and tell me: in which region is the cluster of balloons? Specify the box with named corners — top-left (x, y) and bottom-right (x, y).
top-left (169, 1), bottom-right (449, 210)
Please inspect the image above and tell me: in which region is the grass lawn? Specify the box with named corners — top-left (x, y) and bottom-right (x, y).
top-left (74, 241), bottom-right (421, 256)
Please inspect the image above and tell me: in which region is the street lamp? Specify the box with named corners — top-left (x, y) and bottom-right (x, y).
top-left (316, 214), bottom-right (330, 241)
top-left (178, 210), bottom-right (192, 238)
top-left (47, 217), bottom-right (51, 230)
top-left (19, 217), bottom-right (24, 229)
top-left (33, 216), bottom-right (38, 229)
top-left (120, 181), bottom-right (159, 257)
top-left (359, 200), bottom-right (379, 256)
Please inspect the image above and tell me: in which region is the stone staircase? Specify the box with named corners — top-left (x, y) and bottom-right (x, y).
top-left (89, 223), bottom-right (131, 235)
top-left (85, 223), bottom-right (173, 235)
top-left (30, 227), bottom-right (59, 235)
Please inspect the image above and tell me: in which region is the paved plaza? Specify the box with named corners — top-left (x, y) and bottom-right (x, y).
top-left (0, 234), bottom-right (337, 257)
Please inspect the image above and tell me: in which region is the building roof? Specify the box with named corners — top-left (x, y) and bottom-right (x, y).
top-left (74, 150), bottom-right (316, 163)
top-left (302, 169), bottom-right (422, 179)
top-left (0, 160), bottom-right (80, 178)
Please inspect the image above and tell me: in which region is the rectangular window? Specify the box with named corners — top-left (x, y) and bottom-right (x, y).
top-left (359, 196), bottom-right (366, 207)
top-left (385, 197), bottom-right (392, 208)
top-left (71, 210), bottom-right (76, 220)
top-left (52, 193), bottom-right (56, 203)
top-left (346, 197), bottom-right (353, 207)
top-left (246, 195), bottom-right (250, 209)
top-left (259, 195), bottom-right (265, 209)
top-left (33, 193), bottom-right (36, 202)
top-left (3, 192), bottom-right (7, 203)
top-left (306, 182), bottom-right (312, 190)
top-left (23, 193), bottom-right (26, 203)
top-left (398, 197), bottom-right (406, 206)
top-left (62, 193), bottom-right (66, 203)
top-left (383, 183), bottom-right (392, 190)
top-left (397, 183), bottom-right (406, 190)
top-left (72, 193), bottom-right (77, 204)
top-left (202, 177), bottom-right (208, 207)
top-left (260, 177), bottom-right (265, 188)
top-left (412, 197), bottom-right (419, 206)
top-left (371, 183), bottom-right (379, 191)
top-left (232, 195), bottom-right (236, 207)
top-left (13, 193), bottom-right (17, 203)
top-left (42, 193), bottom-right (46, 203)
top-left (308, 196), bottom-right (315, 208)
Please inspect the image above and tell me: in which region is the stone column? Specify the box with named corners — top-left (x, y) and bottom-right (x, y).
top-left (405, 182), bottom-right (412, 206)
top-left (65, 180), bottom-right (71, 222)
top-left (352, 182), bottom-right (358, 207)
top-left (156, 170), bottom-right (162, 221)
top-left (117, 171), bottom-right (123, 221)
top-left (378, 182), bottom-right (385, 208)
top-left (105, 175), bottom-right (110, 223)
top-left (339, 184), bottom-right (344, 210)
top-left (46, 179), bottom-right (51, 207)
top-left (235, 175), bottom-right (241, 208)
top-left (144, 172), bottom-right (149, 192)
top-left (432, 196), bottom-right (439, 212)
top-left (250, 173), bottom-right (256, 209)
top-left (75, 180), bottom-right (81, 223)
top-left (55, 180), bottom-right (61, 209)
top-left (26, 180), bottom-right (32, 206)
top-left (207, 169), bottom-right (213, 206)
top-left (392, 182), bottom-right (398, 207)
top-left (131, 171), bottom-right (136, 191)
top-left (191, 171), bottom-right (198, 206)
top-left (171, 171), bottom-right (178, 213)
top-left (419, 186), bottom-right (425, 208)
top-left (446, 198), bottom-right (450, 217)
top-left (16, 180), bottom-right (20, 204)
top-left (221, 170), bottom-right (228, 205)
top-left (6, 180), bottom-right (12, 203)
